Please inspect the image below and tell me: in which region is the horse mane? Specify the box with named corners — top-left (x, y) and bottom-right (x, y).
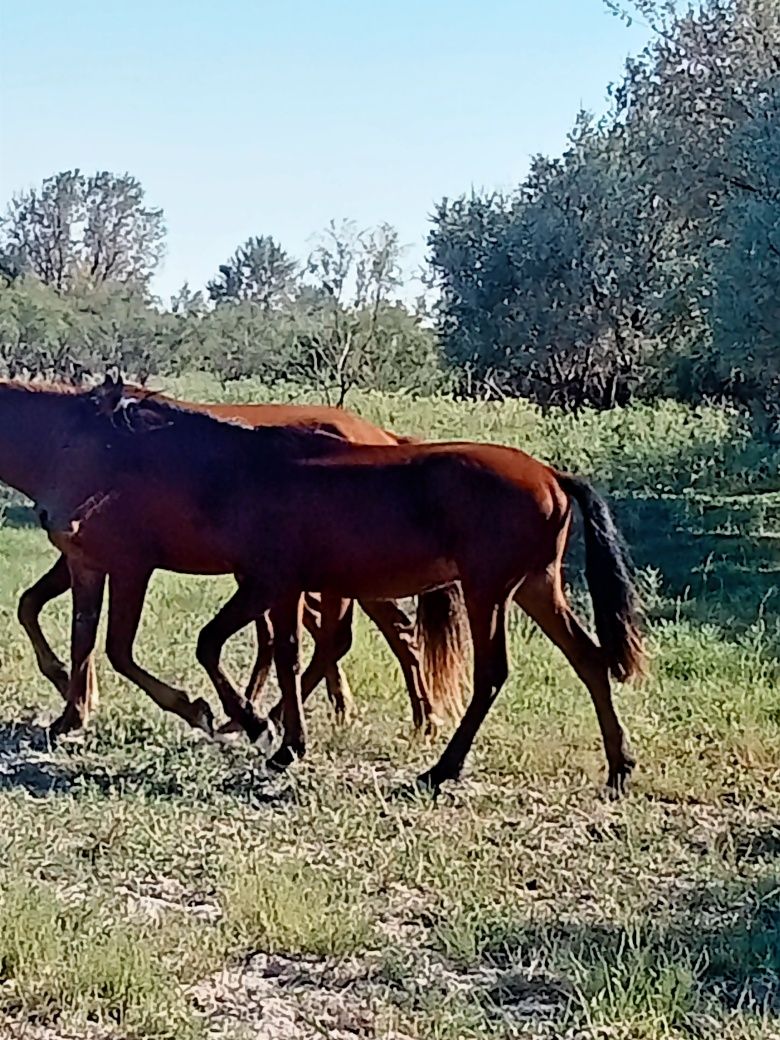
top-left (102, 387), bottom-right (347, 458)
top-left (0, 377), bottom-right (348, 466)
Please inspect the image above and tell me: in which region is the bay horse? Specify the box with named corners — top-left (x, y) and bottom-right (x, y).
top-left (0, 381), bottom-right (465, 736)
top-left (57, 378), bottom-right (644, 793)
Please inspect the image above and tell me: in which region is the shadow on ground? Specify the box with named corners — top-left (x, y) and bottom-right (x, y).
top-left (426, 873), bottom-right (780, 1031)
top-left (0, 717), bottom-right (296, 807)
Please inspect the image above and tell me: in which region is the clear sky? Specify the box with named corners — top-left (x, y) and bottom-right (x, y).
top-left (0, 1), bottom-right (652, 301)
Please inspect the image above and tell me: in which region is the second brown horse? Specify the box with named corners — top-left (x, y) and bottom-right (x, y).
top-left (16, 388), bottom-right (465, 735)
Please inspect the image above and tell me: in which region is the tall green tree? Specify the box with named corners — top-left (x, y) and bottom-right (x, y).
top-left (207, 235), bottom-right (298, 307)
top-left (0, 170), bottom-right (165, 292)
top-left (707, 84), bottom-right (780, 423)
top-left (430, 0), bottom-right (780, 412)
top-left (293, 221), bottom-right (406, 404)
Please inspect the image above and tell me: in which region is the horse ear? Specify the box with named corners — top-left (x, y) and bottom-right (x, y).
top-left (91, 372), bottom-right (125, 415)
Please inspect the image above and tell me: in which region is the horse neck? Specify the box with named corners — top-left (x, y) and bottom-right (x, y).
top-left (0, 385), bottom-right (76, 500)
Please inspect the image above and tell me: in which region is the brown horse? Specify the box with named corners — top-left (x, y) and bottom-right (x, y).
top-left (2, 382), bottom-right (465, 735)
top-left (52, 378), bottom-right (644, 793)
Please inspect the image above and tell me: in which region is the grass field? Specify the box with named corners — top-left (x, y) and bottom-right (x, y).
top-left (1, 379), bottom-right (779, 1039)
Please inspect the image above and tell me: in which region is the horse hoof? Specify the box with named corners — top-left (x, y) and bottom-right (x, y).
top-left (192, 698), bottom-right (215, 738)
top-left (216, 719), bottom-right (243, 737)
top-left (415, 770), bottom-right (442, 796)
top-left (606, 761), bottom-right (635, 799)
top-left (49, 707), bottom-right (85, 742)
top-left (267, 744), bottom-right (299, 774)
top-left (242, 710), bottom-right (271, 745)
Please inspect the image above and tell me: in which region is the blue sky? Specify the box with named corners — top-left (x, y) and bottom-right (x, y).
top-left (0, 1), bottom-right (652, 300)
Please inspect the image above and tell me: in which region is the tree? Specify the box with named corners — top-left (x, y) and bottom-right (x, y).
top-left (429, 118), bottom-right (681, 408)
top-left (207, 235), bottom-right (298, 307)
top-left (430, 0), bottom-right (780, 410)
top-left (0, 170), bottom-right (165, 292)
top-left (291, 221), bottom-right (406, 404)
top-left (606, 0), bottom-right (780, 415)
top-left (170, 282), bottom-right (207, 316)
top-left (707, 83), bottom-right (780, 424)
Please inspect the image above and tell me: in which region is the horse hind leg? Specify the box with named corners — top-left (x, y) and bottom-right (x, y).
top-left (313, 596), bottom-right (355, 723)
top-left (267, 594), bottom-right (307, 773)
top-left (513, 571), bottom-right (635, 795)
top-left (360, 598), bottom-right (432, 734)
top-left (195, 584), bottom-right (274, 744)
top-left (418, 589), bottom-right (509, 790)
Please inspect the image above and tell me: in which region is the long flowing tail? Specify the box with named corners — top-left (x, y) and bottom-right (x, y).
top-left (556, 474), bottom-right (646, 682)
top-left (415, 584), bottom-right (469, 721)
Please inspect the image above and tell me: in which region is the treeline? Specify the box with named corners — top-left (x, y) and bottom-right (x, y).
top-left (0, 197), bottom-right (446, 401)
top-left (1, 0), bottom-right (778, 419)
top-left (430, 0), bottom-right (780, 420)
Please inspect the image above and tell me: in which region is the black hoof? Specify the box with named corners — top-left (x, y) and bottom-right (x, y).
top-left (216, 719), bottom-right (243, 737)
top-left (267, 744), bottom-right (299, 774)
top-left (415, 769), bottom-right (443, 796)
top-left (48, 706), bottom-right (85, 742)
top-left (606, 759), bottom-right (635, 798)
top-left (192, 698), bottom-right (215, 738)
top-left (238, 709), bottom-right (268, 744)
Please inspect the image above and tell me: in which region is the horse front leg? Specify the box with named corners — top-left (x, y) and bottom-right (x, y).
top-left (49, 563), bottom-right (105, 738)
top-left (105, 570), bottom-right (214, 735)
top-left (216, 612), bottom-right (275, 736)
top-left (18, 554), bottom-right (73, 699)
top-left (195, 583), bottom-right (274, 745)
top-left (267, 593), bottom-right (306, 772)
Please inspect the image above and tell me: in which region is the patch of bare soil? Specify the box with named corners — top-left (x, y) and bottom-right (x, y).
top-left (190, 952), bottom-right (413, 1040)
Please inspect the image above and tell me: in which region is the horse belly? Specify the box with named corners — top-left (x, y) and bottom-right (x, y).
top-left (300, 528), bottom-right (455, 600)
top-left (53, 495), bottom-right (236, 577)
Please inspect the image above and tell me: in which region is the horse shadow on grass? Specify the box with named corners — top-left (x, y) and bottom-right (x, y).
top-left (443, 874), bottom-right (780, 1032)
top-left (0, 720), bottom-right (70, 796)
top-left (0, 718), bottom-right (296, 807)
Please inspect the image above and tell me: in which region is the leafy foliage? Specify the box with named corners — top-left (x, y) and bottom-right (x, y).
top-left (429, 0), bottom-right (780, 417)
top-left (0, 239), bottom-right (446, 395)
top-left (0, 170), bottom-right (165, 292)
top-left (207, 235), bottom-right (298, 308)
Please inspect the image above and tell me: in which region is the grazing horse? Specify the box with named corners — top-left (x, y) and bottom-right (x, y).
top-left (56, 378), bottom-right (644, 793)
top-left (0, 380), bottom-right (465, 736)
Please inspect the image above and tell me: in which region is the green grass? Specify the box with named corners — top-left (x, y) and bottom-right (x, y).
top-left (220, 855), bottom-right (376, 957)
top-left (0, 382), bottom-right (778, 1038)
top-left (0, 877), bottom-right (199, 1037)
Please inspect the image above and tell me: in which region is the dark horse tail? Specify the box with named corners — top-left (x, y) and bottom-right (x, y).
top-left (556, 474), bottom-right (646, 683)
top-left (415, 585), bottom-right (469, 722)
